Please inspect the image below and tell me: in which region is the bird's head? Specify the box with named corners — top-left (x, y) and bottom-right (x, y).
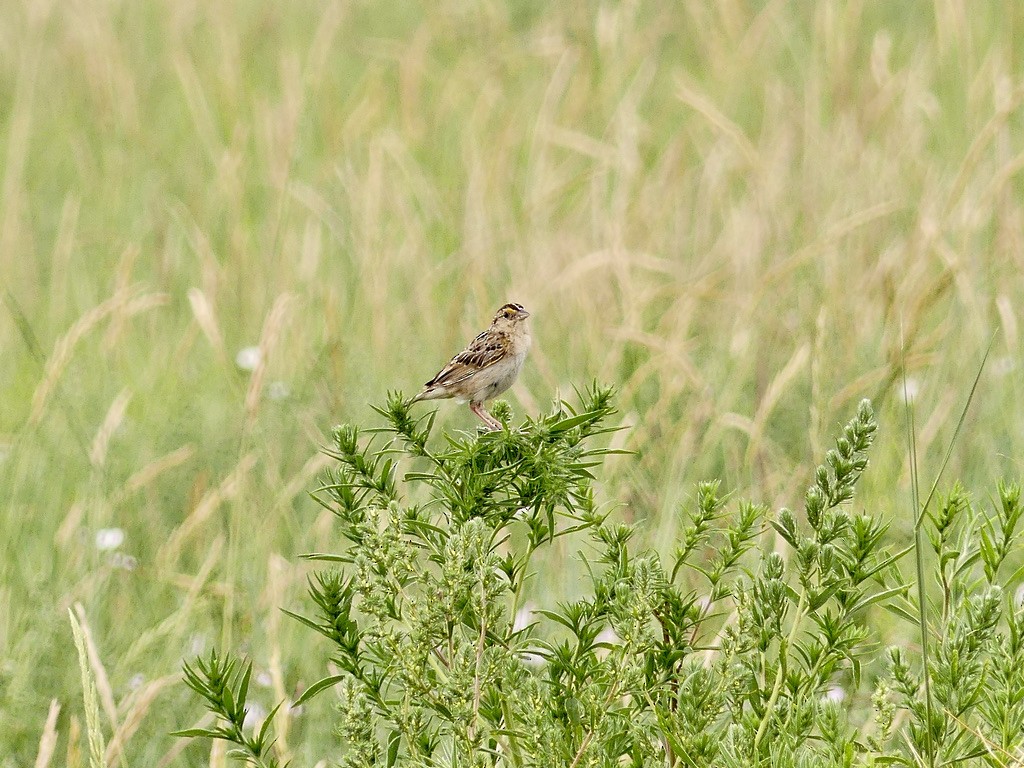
top-left (492, 302), bottom-right (530, 327)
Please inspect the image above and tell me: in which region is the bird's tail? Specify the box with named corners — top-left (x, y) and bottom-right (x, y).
top-left (409, 389), bottom-right (433, 404)
top-left (411, 385), bottom-right (450, 405)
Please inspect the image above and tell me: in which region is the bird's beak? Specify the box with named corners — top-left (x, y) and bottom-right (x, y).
top-left (517, 308), bottom-right (530, 319)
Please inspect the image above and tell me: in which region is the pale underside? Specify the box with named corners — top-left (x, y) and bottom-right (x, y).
top-left (415, 327), bottom-right (530, 405)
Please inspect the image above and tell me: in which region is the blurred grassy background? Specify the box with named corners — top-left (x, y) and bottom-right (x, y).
top-left (2, 0), bottom-right (1024, 763)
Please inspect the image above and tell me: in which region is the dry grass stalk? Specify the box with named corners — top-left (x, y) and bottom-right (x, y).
top-left (115, 444), bottom-right (196, 503)
top-left (32, 699), bottom-right (60, 768)
top-left (28, 291), bottom-right (166, 425)
top-left (102, 244), bottom-right (141, 352)
top-left (745, 343), bottom-right (810, 466)
top-left (65, 716), bottom-right (81, 768)
top-left (55, 501), bottom-right (86, 548)
top-left (186, 288), bottom-right (227, 363)
top-left (275, 451), bottom-right (331, 509)
top-left (159, 454), bottom-right (257, 567)
top-left (263, 553), bottom-right (294, 765)
top-left (89, 388), bottom-right (132, 469)
top-left (245, 292), bottom-right (295, 425)
top-left (104, 675), bottom-right (177, 765)
top-left (120, 537), bottom-right (224, 675)
top-left (156, 713), bottom-right (215, 768)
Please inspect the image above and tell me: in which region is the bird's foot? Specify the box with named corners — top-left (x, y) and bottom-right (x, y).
top-left (470, 402), bottom-right (502, 432)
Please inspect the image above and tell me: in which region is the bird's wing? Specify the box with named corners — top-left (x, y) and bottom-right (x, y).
top-left (424, 330), bottom-right (509, 388)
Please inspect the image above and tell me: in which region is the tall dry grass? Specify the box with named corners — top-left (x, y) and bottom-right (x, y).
top-left (2, 0), bottom-right (1023, 763)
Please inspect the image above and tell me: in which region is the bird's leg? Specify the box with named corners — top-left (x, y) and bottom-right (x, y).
top-left (470, 401), bottom-right (501, 431)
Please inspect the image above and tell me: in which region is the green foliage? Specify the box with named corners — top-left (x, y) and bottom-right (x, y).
top-left (175, 650), bottom-right (284, 768)
top-left (881, 481), bottom-right (1024, 766)
top-left (175, 392), bottom-right (1024, 765)
top-left (7, 2), bottom-right (1024, 762)
top-left (69, 609), bottom-right (108, 768)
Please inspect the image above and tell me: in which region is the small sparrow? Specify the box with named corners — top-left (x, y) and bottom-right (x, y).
top-left (410, 303), bottom-right (531, 430)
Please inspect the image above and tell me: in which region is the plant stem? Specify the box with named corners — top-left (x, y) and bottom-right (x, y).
top-left (509, 542), bottom-right (537, 627)
top-left (468, 577), bottom-right (488, 746)
top-left (569, 679), bottom-right (622, 768)
top-left (752, 593), bottom-right (808, 754)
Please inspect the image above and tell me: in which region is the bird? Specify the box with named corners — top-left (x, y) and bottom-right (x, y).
top-left (410, 302), bottom-right (531, 430)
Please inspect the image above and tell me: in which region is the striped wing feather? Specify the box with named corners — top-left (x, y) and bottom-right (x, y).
top-left (425, 330), bottom-right (509, 387)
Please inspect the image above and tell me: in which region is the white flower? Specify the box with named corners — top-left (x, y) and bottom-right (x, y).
top-left (596, 627), bottom-right (620, 646)
top-left (188, 633), bottom-right (207, 657)
top-left (992, 356), bottom-right (1016, 377)
top-left (110, 552), bottom-right (138, 571)
top-left (520, 650), bottom-right (545, 668)
top-left (268, 381), bottom-right (290, 400)
top-left (235, 346), bottom-right (261, 372)
top-left (256, 671), bottom-right (273, 688)
top-left (594, 627), bottom-right (621, 660)
top-left (901, 377), bottom-right (921, 403)
top-left (823, 686), bottom-right (846, 704)
top-left (95, 528), bottom-right (125, 551)
top-left (513, 603), bottom-right (536, 632)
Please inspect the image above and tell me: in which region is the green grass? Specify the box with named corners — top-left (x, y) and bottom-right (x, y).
top-left (2, 1), bottom-right (1024, 764)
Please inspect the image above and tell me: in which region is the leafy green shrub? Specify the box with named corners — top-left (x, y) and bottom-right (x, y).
top-left (174, 389), bottom-right (1024, 767)
top-left (881, 480), bottom-right (1024, 766)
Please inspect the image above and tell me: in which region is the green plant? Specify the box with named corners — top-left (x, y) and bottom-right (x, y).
top-left (881, 480), bottom-right (1024, 766)
top-left (175, 651), bottom-right (284, 768)
top-left (177, 390), bottom-right (1024, 767)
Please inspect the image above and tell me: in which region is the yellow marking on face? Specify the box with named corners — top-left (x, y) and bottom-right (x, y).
top-left (498, 302), bottom-right (525, 319)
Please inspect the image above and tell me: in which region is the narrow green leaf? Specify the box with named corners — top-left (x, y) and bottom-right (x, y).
top-left (256, 701), bottom-right (284, 748)
top-left (171, 727), bottom-right (227, 739)
top-left (950, 550), bottom-right (983, 581)
top-left (808, 583), bottom-right (842, 611)
top-left (882, 602), bottom-right (919, 624)
top-left (280, 608), bottom-right (325, 635)
top-left (298, 552), bottom-right (353, 563)
top-left (236, 661), bottom-right (252, 711)
top-left (769, 519), bottom-right (798, 548)
top-left (293, 674), bottom-right (348, 707)
top-left (387, 730), bottom-right (401, 767)
top-left (860, 544), bottom-right (915, 578)
top-left (549, 413), bottom-right (595, 433)
top-left (847, 584), bottom-right (910, 614)
top-left (533, 609), bottom-right (580, 633)
top-left (221, 683), bottom-right (235, 718)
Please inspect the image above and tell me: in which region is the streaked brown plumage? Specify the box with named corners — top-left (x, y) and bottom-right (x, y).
top-left (411, 303), bottom-right (531, 430)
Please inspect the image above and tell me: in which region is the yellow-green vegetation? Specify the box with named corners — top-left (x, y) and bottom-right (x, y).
top-left (2, 1), bottom-right (1023, 764)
